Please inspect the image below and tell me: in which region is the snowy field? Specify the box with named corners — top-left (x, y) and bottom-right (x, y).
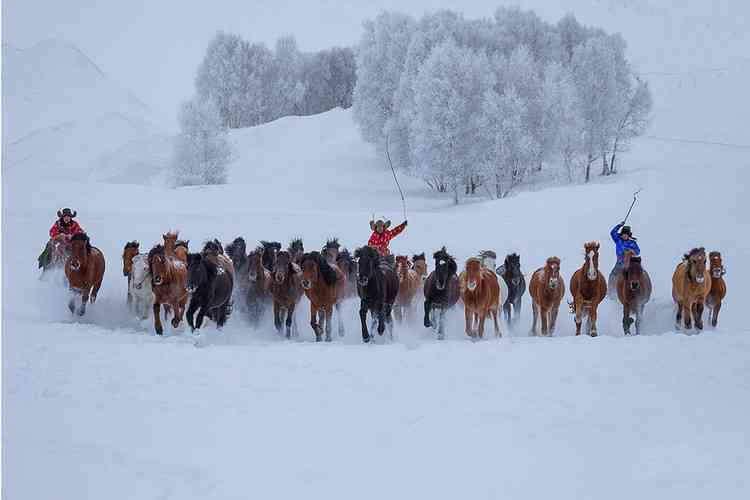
top-left (3, 2), bottom-right (750, 499)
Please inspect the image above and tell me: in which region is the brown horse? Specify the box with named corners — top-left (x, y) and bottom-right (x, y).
top-left (300, 251), bottom-right (345, 342)
top-left (163, 231), bottom-right (188, 264)
top-left (529, 256), bottom-right (565, 336)
top-left (65, 233), bottom-right (105, 316)
top-left (706, 251), bottom-right (727, 328)
top-left (148, 244), bottom-right (188, 335)
top-left (569, 242), bottom-right (607, 336)
top-left (335, 249), bottom-right (358, 300)
top-left (122, 241), bottom-right (140, 305)
top-left (672, 247), bottom-right (711, 331)
top-left (246, 246), bottom-right (272, 325)
top-left (322, 237), bottom-right (341, 264)
top-left (412, 253), bottom-right (428, 285)
top-left (459, 257), bottom-right (501, 339)
top-left (393, 255), bottom-right (421, 322)
top-left (616, 253), bottom-right (652, 335)
top-left (270, 250), bottom-right (303, 338)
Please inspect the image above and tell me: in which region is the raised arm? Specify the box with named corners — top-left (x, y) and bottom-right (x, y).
top-left (388, 221), bottom-right (407, 239)
top-left (610, 223), bottom-right (623, 243)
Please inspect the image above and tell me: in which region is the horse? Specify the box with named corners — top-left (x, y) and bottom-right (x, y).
top-left (202, 239), bottom-right (235, 276)
top-left (148, 244), bottom-right (188, 335)
top-left (270, 250), bottom-right (303, 338)
top-left (393, 255), bottom-right (420, 323)
top-left (460, 257), bottom-right (501, 339)
top-left (616, 254), bottom-right (652, 335)
top-left (128, 253), bottom-right (153, 320)
top-left (529, 256), bottom-right (565, 336)
top-left (122, 241), bottom-right (140, 306)
top-left (322, 237), bottom-right (341, 264)
top-left (246, 245), bottom-right (272, 325)
top-left (672, 247), bottom-right (711, 331)
top-left (354, 246), bottom-right (399, 342)
top-left (336, 248), bottom-right (358, 299)
top-left (260, 241), bottom-right (281, 272)
top-left (423, 247), bottom-right (460, 340)
top-left (706, 251), bottom-right (727, 328)
top-left (569, 242), bottom-right (607, 336)
top-left (225, 237), bottom-right (250, 306)
top-left (185, 252), bottom-right (233, 332)
top-left (496, 253), bottom-right (525, 324)
top-left (300, 251), bottom-right (345, 342)
top-left (288, 238), bottom-right (305, 263)
top-left (65, 233), bottom-right (105, 316)
top-left (412, 253), bottom-right (428, 285)
top-left (163, 231), bottom-right (188, 264)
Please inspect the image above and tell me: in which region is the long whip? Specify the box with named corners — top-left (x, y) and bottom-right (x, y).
top-left (623, 188), bottom-right (642, 224)
top-left (385, 135), bottom-right (407, 221)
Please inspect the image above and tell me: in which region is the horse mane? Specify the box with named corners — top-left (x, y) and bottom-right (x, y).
top-left (188, 252), bottom-right (217, 277)
top-left (546, 256), bottom-right (561, 268)
top-left (302, 251), bottom-right (338, 286)
top-left (148, 244), bottom-right (165, 267)
top-left (175, 240), bottom-right (189, 250)
top-left (71, 232), bottom-right (92, 253)
top-left (261, 240), bottom-right (282, 251)
top-left (479, 250), bottom-right (496, 260)
top-left (124, 240), bottom-right (139, 250)
top-left (433, 247), bottom-right (457, 273)
top-left (683, 247), bottom-right (705, 260)
top-left (202, 239), bottom-right (223, 255)
top-left (505, 253), bottom-right (520, 265)
top-left (288, 237), bottom-right (304, 254)
top-left (412, 252), bottom-right (426, 262)
top-left (336, 249), bottom-right (356, 278)
top-left (323, 237), bottom-right (340, 250)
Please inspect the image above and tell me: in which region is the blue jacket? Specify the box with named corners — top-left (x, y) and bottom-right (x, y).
top-left (611, 223), bottom-right (640, 262)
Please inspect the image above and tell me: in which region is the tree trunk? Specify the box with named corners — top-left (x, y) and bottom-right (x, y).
top-left (601, 152), bottom-right (609, 176)
top-left (453, 184), bottom-right (459, 205)
top-left (585, 154), bottom-right (593, 183)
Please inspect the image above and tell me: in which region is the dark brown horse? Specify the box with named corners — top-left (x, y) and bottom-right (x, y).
top-left (246, 246), bottom-right (272, 325)
top-left (122, 241), bottom-right (140, 305)
top-left (459, 257), bottom-right (501, 339)
top-left (148, 244), bottom-right (188, 335)
top-left (569, 242), bottom-right (607, 336)
top-left (616, 254), bottom-right (652, 335)
top-left (672, 247), bottom-right (711, 331)
top-left (529, 256), bottom-right (564, 336)
top-left (270, 250), bottom-right (303, 338)
top-left (288, 238), bottom-right (305, 263)
top-left (300, 251), bottom-right (345, 342)
top-left (423, 247), bottom-right (460, 340)
top-left (706, 251), bottom-right (727, 328)
top-left (65, 233), bottom-right (105, 316)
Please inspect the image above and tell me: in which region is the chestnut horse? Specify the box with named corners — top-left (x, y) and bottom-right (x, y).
top-left (270, 250), bottom-right (303, 338)
top-left (300, 251), bottom-right (345, 341)
top-left (672, 247), bottom-right (711, 331)
top-left (394, 255), bottom-right (420, 322)
top-left (569, 242), bottom-right (607, 336)
top-left (529, 256), bottom-right (565, 336)
top-left (163, 231), bottom-right (188, 264)
top-left (459, 257), bottom-right (501, 339)
top-left (122, 241), bottom-right (140, 306)
top-left (616, 254), bottom-right (652, 335)
top-left (246, 246), bottom-right (272, 325)
top-left (148, 244), bottom-right (188, 335)
top-left (65, 233), bottom-right (105, 316)
top-left (706, 251), bottom-right (727, 328)
top-left (412, 253), bottom-right (428, 286)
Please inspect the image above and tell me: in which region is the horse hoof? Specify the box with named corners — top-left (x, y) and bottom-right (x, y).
top-left (315, 335), bottom-right (322, 342)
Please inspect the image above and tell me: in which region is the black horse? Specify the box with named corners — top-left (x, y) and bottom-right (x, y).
top-left (496, 253), bottom-right (526, 324)
top-left (354, 246), bottom-right (399, 343)
top-left (423, 247), bottom-right (460, 340)
top-left (225, 237), bottom-right (249, 275)
top-left (185, 252), bottom-right (233, 332)
top-left (260, 240), bottom-right (281, 271)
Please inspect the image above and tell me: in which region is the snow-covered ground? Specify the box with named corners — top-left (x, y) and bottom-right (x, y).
top-left (3, 3), bottom-right (750, 499)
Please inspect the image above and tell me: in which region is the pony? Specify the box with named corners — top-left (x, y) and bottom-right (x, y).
top-left (569, 242), bottom-right (607, 336)
top-left (148, 244), bottom-right (188, 335)
top-left (672, 247), bottom-right (711, 331)
top-left (288, 238), bottom-right (305, 263)
top-left (260, 241), bottom-right (281, 271)
top-left (335, 248), bottom-right (358, 299)
top-left (616, 253), bottom-right (652, 335)
top-left (300, 251), bottom-right (345, 342)
top-left (322, 237), bottom-right (341, 264)
top-left (270, 250), bottom-right (304, 338)
top-left (128, 253), bottom-right (153, 320)
top-left (354, 246), bottom-right (399, 342)
top-left (65, 233), bottom-right (105, 316)
top-left (163, 231), bottom-right (188, 264)
top-left (185, 252), bottom-right (233, 332)
top-left (122, 241), bottom-right (140, 306)
top-left (497, 253), bottom-right (525, 324)
top-left (423, 247), bottom-right (460, 340)
top-left (246, 245), bottom-right (272, 325)
top-left (529, 256), bottom-right (565, 336)
top-left (394, 255), bottom-right (420, 323)
top-left (460, 257), bottom-right (501, 339)
top-left (706, 251), bottom-right (727, 328)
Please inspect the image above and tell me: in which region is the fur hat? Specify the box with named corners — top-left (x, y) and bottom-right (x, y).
top-left (620, 225), bottom-right (632, 237)
top-left (370, 219), bottom-right (391, 231)
top-left (57, 208), bottom-right (77, 219)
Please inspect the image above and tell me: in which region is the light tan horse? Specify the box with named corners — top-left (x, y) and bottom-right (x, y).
top-left (394, 255), bottom-right (420, 322)
top-left (569, 241), bottom-right (607, 336)
top-left (459, 257), bottom-right (501, 339)
top-left (672, 247), bottom-right (711, 331)
top-left (529, 257), bottom-right (565, 336)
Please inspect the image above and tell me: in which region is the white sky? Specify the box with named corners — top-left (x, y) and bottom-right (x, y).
top-left (3, 0), bottom-right (747, 128)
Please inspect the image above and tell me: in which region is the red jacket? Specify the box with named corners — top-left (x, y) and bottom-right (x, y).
top-left (368, 222), bottom-right (406, 256)
top-left (50, 220), bottom-right (85, 240)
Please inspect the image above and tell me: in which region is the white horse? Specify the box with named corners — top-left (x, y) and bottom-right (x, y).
top-left (129, 254), bottom-right (153, 320)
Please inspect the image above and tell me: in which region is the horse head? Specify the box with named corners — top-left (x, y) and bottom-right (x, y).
top-left (464, 257), bottom-right (483, 291)
top-left (273, 250), bottom-right (294, 284)
top-left (395, 255), bottom-right (411, 280)
top-left (288, 238), bottom-right (304, 262)
top-left (260, 241), bottom-right (281, 271)
top-left (122, 241), bottom-right (140, 277)
top-left (186, 253), bottom-right (215, 294)
top-left (69, 233), bottom-right (91, 272)
top-left (148, 245), bottom-right (169, 286)
top-left (583, 241), bottom-right (600, 280)
top-left (479, 250), bottom-right (496, 272)
top-left (354, 246), bottom-right (380, 287)
top-left (433, 247), bottom-right (457, 291)
top-left (225, 237), bottom-right (247, 268)
top-left (709, 251), bottom-right (725, 279)
top-left (623, 256), bottom-right (644, 293)
top-left (247, 247), bottom-right (264, 282)
top-left (336, 249), bottom-right (356, 280)
top-left (544, 256), bottom-right (561, 290)
top-left (131, 254), bottom-right (151, 291)
top-left (684, 247), bottom-right (707, 285)
top-left (504, 253), bottom-right (522, 286)
top-left (412, 253), bottom-right (427, 282)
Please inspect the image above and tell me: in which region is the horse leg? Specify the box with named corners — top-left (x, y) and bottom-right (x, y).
top-left (77, 289), bottom-right (90, 316)
top-left (385, 304), bottom-right (395, 341)
top-left (376, 308), bottom-right (386, 337)
top-left (437, 308), bottom-right (446, 340)
top-left (359, 300), bottom-right (370, 343)
top-left (492, 309), bottom-right (501, 338)
top-left (186, 299), bottom-right (199, 331)
top-left (324, 307), bottom-right (333, 342)
top-left (172, 300), bottom-right (184, 329)
top-left (675, 301), bottom-right (683, 330)
top-left (90, 280), bottom-right (102, 304)
top-left (711, 301), bottom-right (721, 328)
top-left (530, 301), bottom-right (538, 336)
top-left (195, 305), bottom-right (207, 330)
top-left (477, 311), bottom-right (486, 339)
top-left (464, 306), bottom-right (473, 338)
top-left (503, 300), bottom-right (511, 324)
top-left (423, 299), bottom-right (432, 328)
top-left (622, 301), bottom-right (632, 336)
top-left (635, 304), bottom-right (644, 336)
top-left (589, 305), bottom-right (599, 337)
top-left (513, 299), bottom-right (521, 325)
top-left (153, 302), bottom-right (163, 335)
top-left (336, 302), bottom-right (345, 337)
top-left (574, 302), bottom-right (582, 336)
top-left (68, 291), bottom-right (77, 314)
top-left (273, 302), bottom-right (282, 334)
top-left (550, 305), bottom-right (561, 336)
top-left (683, 302), bottom-right (692, 330)
top-left (694, 301), bottom-right (705, 331)
top-left (285, 304), bottom-right (295, 339)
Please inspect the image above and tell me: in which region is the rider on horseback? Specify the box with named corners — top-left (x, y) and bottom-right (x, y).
top-left (38, 208), bottom-right (85, 270)
top-left (368, 218), bottom-right (407, 258)
top-left (608, 222), bottom-right (640, 295)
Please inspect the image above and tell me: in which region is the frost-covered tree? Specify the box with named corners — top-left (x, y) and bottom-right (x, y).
top-left (541, 63), bottom-right (584, 181)
top-left (195, 32), bottom-right (246, 128)
top-left (609, 78), bottom-right (652, 174)
top-left (302, 47), bottom-right (356, 114)
top-left (171, 98), bottom-right (232, 186)
top-left (411, 41), bottom-right (493, 204)
top-left (494, 6), bottom-right (558, 63)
